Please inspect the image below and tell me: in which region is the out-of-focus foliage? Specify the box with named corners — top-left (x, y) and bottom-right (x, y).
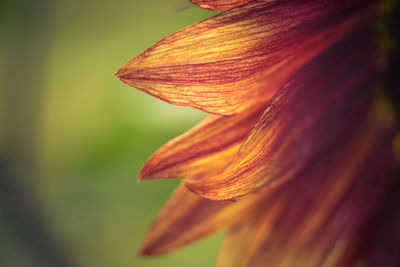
top-left (0, 1), bottom-right (223, 266)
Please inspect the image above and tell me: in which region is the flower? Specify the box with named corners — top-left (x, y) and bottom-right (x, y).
top-left (116, 0), bottom-right (399, 266)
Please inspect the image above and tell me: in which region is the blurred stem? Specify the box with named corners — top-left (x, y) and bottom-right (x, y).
top-left (1, 0), bottom-right (76, 266)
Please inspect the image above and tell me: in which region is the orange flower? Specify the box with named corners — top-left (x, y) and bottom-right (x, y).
top-left (116, 1), bottom-right (399, 266)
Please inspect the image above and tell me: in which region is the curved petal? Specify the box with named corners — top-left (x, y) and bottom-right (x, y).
top-left (117, 0), bottom-right (378, 115)
top-left (186, 31), bottom-right (382, 200)
top-left (139, 105), bottom-right (264, 180)
top-left (140, 180), bottom-right (280, 255)
top-left (140, 184), bottom-right (233, 255)
top-left (141, 151), bottom-right (283, 255)
top-left (140, 97), bottom-right (397, 258)
top-left (216, 107), bottom-right (395, 267)
top-left (189, 0), bottom-right (254, 11)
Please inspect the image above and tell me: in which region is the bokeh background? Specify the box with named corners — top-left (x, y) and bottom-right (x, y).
top-left (0, 1), bottom-right (224, 266)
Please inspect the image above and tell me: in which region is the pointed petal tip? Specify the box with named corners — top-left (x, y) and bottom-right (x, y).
top-left (115, 58), bottom-right (134, 78)
top-left (138, 163), bottom-right (179, 180)
top-left (138, 247), bottom-right (149, 256)
top-left (138, 160), bottom-right (162, 180)
top-left (138, 244), bottom-right (161, 257)
top-left (138, 165), bottom-right (147, 179)
top-left (115, 66), bottom-right (126, 78)
top-left (138, 167), bottom-right (154, 181)
top-left (139, 233), bottom-right (178, 256)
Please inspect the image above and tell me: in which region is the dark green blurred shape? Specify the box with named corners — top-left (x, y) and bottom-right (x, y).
top-left (0, 1), bottom-right (223, 266)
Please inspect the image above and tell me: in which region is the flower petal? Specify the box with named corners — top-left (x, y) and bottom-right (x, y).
top-left (140, 184), bottom-right (232, 255)
top-left (189, 0), bottom-right (254, 11)
top-left (216, 200), bottom-right (285, 267)
top-left (116, 0), bottom-right (378, 115)
top-left (364, 178), bottom-right (400, 267)
top-left (216, 107), bottom-right (395, 267)
top-left (139, 105), bottom-right (264, 180)
top-left (140, 153), bottom-right (283, 255)
top-left (140, 180), bottom-right (280, 255)
top-left (186, 31), bottom-right (382, 200)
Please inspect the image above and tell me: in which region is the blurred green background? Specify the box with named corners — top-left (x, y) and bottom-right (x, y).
top-left (0, 1), bottom-right (224, 266)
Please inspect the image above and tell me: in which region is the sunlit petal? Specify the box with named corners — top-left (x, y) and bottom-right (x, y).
top-left (140, 184), bottom-right (233, 255)
top-left (139, 105), bottom-right (264, 180)
top-left (186, 31), bottom-right (382, 200)
top-left (216, 105), bottom-right (395, 266)
top-left (189, 0), bottom-right (254, 11)
top-left (117, 0), bottom-right (378, 115)
top-left (140, 180), bottom-right (281, 255)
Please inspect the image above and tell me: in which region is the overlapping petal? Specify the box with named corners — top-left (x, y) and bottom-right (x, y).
top-left (140, 179), bottom-right (281, 255)
top-left (141, 142), bottom-right (281, 255)
top-left (186, 31), bottom-right (382, 200)
top-left (139, 184), bottom-right (233, 255)
top-left (139, 105), bottom-right (264, 180)
top-left (139, 97), bottom-right (397, 258)
top-left (189, 0), bottom-right (254, 11)
top-left (117, 0), bottom-right (379, 115)
top-left (116, 0), bottom-right (400, 264)
top-left (215, 104), bottom-right (395, 267)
